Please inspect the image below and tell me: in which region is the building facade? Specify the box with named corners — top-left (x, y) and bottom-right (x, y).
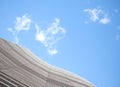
top-left (0, 38), bottom-right (95, 87)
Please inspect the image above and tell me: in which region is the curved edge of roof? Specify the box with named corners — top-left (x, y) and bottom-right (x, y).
top-left (0, 38), bottom-right (95, 87)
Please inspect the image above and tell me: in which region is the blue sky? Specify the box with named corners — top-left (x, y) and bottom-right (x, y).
top-left (0, 0), bottom-right (120, 87)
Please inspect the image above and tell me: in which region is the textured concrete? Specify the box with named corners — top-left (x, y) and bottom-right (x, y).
top-left (0, 38), bottom-right (95, 87)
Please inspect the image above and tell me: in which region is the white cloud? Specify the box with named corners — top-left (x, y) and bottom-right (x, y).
top-left (8, 14), bottom-right (32, 43)
top-left (84, 7), bottom-right (110, 24)
top-left (36, 31), bottom-right (46, 42)
top-left (8, 28), bottom-right (19, 43)
top-left (15, 14), bottom-right (31, 31)
top-left (8, 15), bottom-right (66, 55)
top-left (99, 15), bottom-right (110, 24)
top-left (84, 8), bottom-right (102, 22)
top-left (35, 18), bottom-right (66, 55)
top-left (8, 28), bottom-right (15, 35)
top-left (48, 48), bottom-right (58, 55)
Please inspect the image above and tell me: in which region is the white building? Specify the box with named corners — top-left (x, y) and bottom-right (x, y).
top-left (0, 38), bottom-right (95, 87)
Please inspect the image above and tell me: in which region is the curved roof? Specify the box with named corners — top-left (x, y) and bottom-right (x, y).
top-left (0, 38), bottom-right (95, 87)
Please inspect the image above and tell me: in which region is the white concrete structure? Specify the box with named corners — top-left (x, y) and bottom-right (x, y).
top-left (0, 38), bottom-right (95, 87)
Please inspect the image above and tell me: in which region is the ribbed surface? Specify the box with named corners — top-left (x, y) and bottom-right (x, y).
top-left (0, 38), bottom-right (95, 87)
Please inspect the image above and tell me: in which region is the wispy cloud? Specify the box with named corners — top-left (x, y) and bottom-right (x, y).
top-left (35, 18), bottom-right (66, 55)
top-left (14, 14), bottom-right (31, 31)
top-left (99, 15), bottom-right (110, 24)
top-left (84, 8), bottom-right (102, 22)
top-left (84, 7), bottom-right (110, 24)
top-left (8, 14), bottom-right (32, 43)
top-left (8, 14), bottom-right (66, 55)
